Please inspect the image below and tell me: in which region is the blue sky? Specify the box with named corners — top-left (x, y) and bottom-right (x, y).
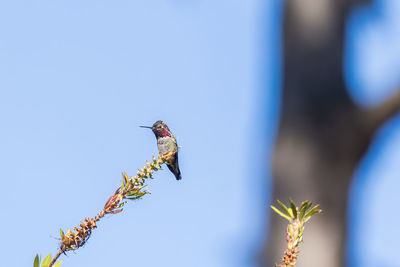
top-left (0, 0), bottom-right (399, 267)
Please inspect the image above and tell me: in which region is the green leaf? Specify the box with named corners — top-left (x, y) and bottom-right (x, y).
top-left (33, 254), bottom-right (40, 267)
top-left (122, 179), bottom-right (129, 191)
top-left (299, 201), bottom-right (312, 220)
top-left (53, 260), bottom-right (63, 267)
top-left (41, 254), bottom-right (52, 267)
top-left (277, 200), bottom-right (292, 218)
top-left (125, 195), bottom-right (143, 200)
top-left (287, 207), bottom-right (294, 217)
top-left (125, 190), bottom-right (137, 197)
top-left (271, 205), bottom-right (291, 221)
top-left (116, 202), bottom-right (126, 208)
top-left (60, 228), bottom-right (65, 239)
top-left (304, 205), bottom-right (322, 221)
top-left (289, 199), bottom-right (297, 219)
top-left (126, 191), bottom-right (146, 198)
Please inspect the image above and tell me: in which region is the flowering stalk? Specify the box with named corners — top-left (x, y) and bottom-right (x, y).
top-left (40, 154), bottom-right (170, 267)
top-left (271, 200), bottom-right (321, 267)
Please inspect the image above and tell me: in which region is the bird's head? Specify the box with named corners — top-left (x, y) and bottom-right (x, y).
top-left (141, 120), bottom-right (172, 138)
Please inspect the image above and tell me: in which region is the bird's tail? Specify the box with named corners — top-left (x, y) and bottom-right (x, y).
top-left (167, 154), bottom-right (182, 180)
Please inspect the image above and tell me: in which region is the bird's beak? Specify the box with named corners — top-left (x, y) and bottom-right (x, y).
top-left (140, 126), bottom-right (152, 129)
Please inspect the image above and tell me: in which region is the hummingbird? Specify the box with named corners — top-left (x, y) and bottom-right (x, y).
top-left (140, 120), bottom-right (181, 180)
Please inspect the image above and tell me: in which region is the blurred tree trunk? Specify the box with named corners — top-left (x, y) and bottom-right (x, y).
top-left (259, 0), bottom-right (400, 266)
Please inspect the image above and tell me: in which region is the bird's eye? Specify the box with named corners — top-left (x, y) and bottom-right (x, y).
top-left (158, 125), bottom-right (162, 129)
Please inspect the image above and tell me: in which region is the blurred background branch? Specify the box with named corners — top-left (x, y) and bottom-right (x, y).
top-left (260, 0), bottom-right (400, 266)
